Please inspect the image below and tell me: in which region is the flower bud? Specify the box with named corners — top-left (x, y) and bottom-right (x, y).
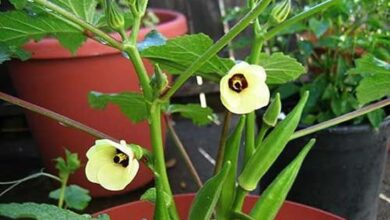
top-left (106, 0), bottom-right (125, 32)
top-left (262, 93), bottom-right (281, 127)
top-left (150, 64), bottom-right (168, 98)
top-left (270, 0), bottom-right (291, 24)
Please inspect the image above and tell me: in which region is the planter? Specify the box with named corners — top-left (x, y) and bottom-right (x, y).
top-left (261, 119), bottom-right (390, 220)
top-left (95, 193), bottom-right (345, 220)
top-left (7, 9), bottom-right (188, 197)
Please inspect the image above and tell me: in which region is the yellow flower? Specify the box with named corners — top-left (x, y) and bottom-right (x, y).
top-left (220, 62), bottom-right (270, 114)
top-left (85, 139), bottom-right (139, 191)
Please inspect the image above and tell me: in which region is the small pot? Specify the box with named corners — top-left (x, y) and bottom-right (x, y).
top-left (261, 119), bottom-right (390, 220)
top-left (95, 193), bottom-right (345, 220)
top-left (7, 9), bottom-right (188, 197)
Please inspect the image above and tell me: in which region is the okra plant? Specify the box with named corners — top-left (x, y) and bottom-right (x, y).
top-left (0, 0), bottom-right (389, 219)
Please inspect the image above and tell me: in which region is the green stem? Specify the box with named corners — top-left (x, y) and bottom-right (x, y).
top-left (291, 98), bottom-right (390, 140)
top-left (124, 46), bottom-right (153, 100)
top-left (214, 111), bottom-right (232, 174)
top-left (249, 19), bottom-right (264, 64)
top-left (231, 187), bottom-right (248, 213)
top-left (0, 91), bottom-right (114, 140)
top-left (33, 0), bottom-right (123, 50)
top-left (244, 112), bottom-right (256, 164)
top-left (263, 0), bottom-right (340, 41)
top-left (58, 174), bottom-right (69, 208)
top-left (149, 103), bottom-right (178, 220)
top-left (255, 123), bottom-right (270, 148)
top-left (160, 0), bottom-right (272, 102)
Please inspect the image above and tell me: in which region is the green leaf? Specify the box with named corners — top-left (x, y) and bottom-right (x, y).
top-left (49, 185), bottom-right (91, 211)
top-left (9, 0), bottom-right (27, 10)
top-left (0, 203), bottom-right (105, 220)
top-left (137, 30), bottom-right (166, 51)
top-left (308, 18), bottom-right (329, 38)
top-left (367, 109), bottom-right (385, 128)
top-left (0, 11), bottom-right (86, 53)
top-left (0, 46), bottom-right (11, 64)
top-left (166, 104), bottom-right (218, 126)
top-left (55, 149), bottom-right (80, 176)
top-left (0, 40), bottom-right (31, 64)
top-left (141, 34), bottom-right (235, 81)
top-left (189, 161), bottom-right (231, 220)
top-left (51, 0), bottom-right (98, 24)
top-left (140, 187), bottom-right (171, 207)
top-left (258, 53), bottom-right (306, 84)
top-left (352, 55), bottom-right (390, 105)
top-left (88, 91), bottom-right (148, 123)
top-left (249, 139), bottom-right (316, 220)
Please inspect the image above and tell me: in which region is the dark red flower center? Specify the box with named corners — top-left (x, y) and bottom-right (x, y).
top-left (228, 73), bottom-right (248, 93)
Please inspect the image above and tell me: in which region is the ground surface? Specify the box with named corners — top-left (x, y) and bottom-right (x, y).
top-left (0, 115), bottom-right (389, 219)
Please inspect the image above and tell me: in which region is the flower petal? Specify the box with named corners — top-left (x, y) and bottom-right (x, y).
top-left (87, 139), bottom-right (117, 159)
top-left (125, 159), bottom-right (140, 183)
top-left (97, 163), bottom-right (134, 191)
top-left (85, 148), bottom-right (115, 183)
top-left (220, 62), bottom-right (269, 114)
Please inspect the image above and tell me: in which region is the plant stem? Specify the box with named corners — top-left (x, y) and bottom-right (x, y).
top-left (33, 0), bottom-right (123, 50)
top-left (0, 92), bottom-right (114, 140)
top-left (0, 171), bottom-right (61, 197)
top-left (160, 0), bottom-right (272, 102)
top-left (58, 174), bottom-right (69, 208)
top-left (167, 120), bottom-right (203, 188)
top-left (149, 103), bottom-right (178, 220)
top-left (214, 111), bottom-right (232, 174)
top-left (244, 112), bottom-right (256, 164)
top-left (255, 123), bottom-right (270, 148)
top-left (291, 98), bottom-right (390, 140)
top-left (263, 0), bottom-right (339, 41)
top-left (124, 46), bottom-right (153, 100)
top-left (231, 186), bottom-right (248, 212)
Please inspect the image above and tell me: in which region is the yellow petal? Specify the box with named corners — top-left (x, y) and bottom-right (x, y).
top-left (220, 62), bottom-right (270, 114)
top-left (87, 139), bottom-right (117, 159)
top-left (85, 148), bottom-right (115, 183)
top-left (126, 159), bottom-right (140, 183)
top-left (97, 162), bottom-right (135, 191)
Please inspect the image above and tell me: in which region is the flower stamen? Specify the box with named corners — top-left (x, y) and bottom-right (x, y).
top-left (228, 73), bottom-right (248, 93)
top-left (113, 152), bottom-right (129, 167)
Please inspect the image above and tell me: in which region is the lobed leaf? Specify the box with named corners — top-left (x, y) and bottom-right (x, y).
top-left (141, 34), bottom-right (235, 81)
top-left (349, 55), bottom-right (390, 105)
top-left (166, 104), bottom-right (218, 126)
top-left (49, 185), bottom-right (91, 211)
top-left (0, 11), bottom-right (85, 53)
top-left (88, 91), bottom-right (148, 123)
top-left (258, 53), bottom-right (306, 85)
top-left (0, 202), bottom-right (107, 220)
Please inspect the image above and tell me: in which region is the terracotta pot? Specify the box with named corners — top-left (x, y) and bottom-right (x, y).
top-left (7, 9), bottom-right (188, 197)
top-left (95, 193), bottom-right (345, 220)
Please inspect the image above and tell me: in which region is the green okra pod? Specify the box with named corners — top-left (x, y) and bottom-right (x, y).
top-left (238, 91), bottom-right (309, 191)
top-left (249, 139), bottom-right (316, 219)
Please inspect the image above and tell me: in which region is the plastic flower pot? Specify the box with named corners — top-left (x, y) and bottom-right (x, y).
top-left (7, 9), bottom-right (188, 197)
top-left (261, 119), bottom-right (390, 220)
top-left (95, 193), bottom-right (345, 220)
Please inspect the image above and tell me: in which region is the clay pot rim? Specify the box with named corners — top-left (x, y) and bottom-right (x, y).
top-left (23, 8), bottom-right (187, 60)
top-left (95, 193), bottom-right (345, 220)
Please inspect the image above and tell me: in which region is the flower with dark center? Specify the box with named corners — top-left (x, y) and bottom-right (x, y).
top-left (85, 139), bottom-right (139, 191)
top-left (220, 61), bottom-right (270, 114)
